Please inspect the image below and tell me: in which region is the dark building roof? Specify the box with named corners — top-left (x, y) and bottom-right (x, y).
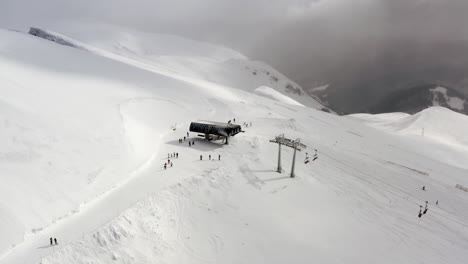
top-left (189, 121), bottom-right (242, 137)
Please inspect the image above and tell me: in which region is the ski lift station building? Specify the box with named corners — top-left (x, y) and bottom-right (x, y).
top-left (189, 121), bottom-right (242, 144)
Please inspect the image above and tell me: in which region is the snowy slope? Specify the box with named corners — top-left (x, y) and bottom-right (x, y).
top-left (254, 86), bottom-right (304, 106)
top-left (0, 25), bottom-right (468, 264)
top-left (350, 107), bottom-right (468, 151)
top-left (33, 23), bottom-right (329, 110)
top-left (0, 27), bottom-right (249, 256)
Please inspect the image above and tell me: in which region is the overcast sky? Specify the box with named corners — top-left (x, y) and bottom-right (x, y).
top-left (1, 0), bottom-right (467, 111)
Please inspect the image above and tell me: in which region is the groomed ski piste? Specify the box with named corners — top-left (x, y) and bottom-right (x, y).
top-left (1, 23), bottom-right (468, 264)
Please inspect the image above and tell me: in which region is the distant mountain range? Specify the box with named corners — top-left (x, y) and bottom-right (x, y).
top-left (309, 83), bottom-right (468, 115)
top-left (369, 85), bottom-right (468, 115)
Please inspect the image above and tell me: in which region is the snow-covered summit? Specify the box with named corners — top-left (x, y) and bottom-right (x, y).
top-left (27, 23), bottom-right (330, 110)
top-left (351, 106), bottom-right (468, 148)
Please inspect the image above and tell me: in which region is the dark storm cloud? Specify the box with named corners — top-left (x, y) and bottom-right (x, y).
top-left (247, 0), bottom-right (468, 112)
top-left (1, 0), bottom-right (468, 112)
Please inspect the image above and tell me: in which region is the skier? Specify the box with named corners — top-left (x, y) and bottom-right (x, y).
top-left (218, 154), bottom-right (221, 160)
top-left (313, 149), bottom-right (318, 161)
top-left (418, 205), bottom-right (423, 218)
top-left (187, 132), bottom-right (189, 137)
top-left (192, 140), bottom-right (195, 145)
top-left (200, 155), bottom-right (203, 160)
top-left (50, 237), bottom-right (53, 245)
top-left (233, 118), bottom-right (236, 123)
top-left (168, 153), bottom-right (170, 158)
top-left (209, 154), bottom-right (211, 160)
top-left (176, 153), bottom-right (179, 158)
top-left (171, 162), bottom-right (173, 167)
top-left (164, 163), bottom-right (167, 170)
top-left (422, 186), bottom-right (426, 191)
top-left (189, 141), bottom-right (191, 147)
top-left (54, 238), bottom-right (58, 245)
top-left (184, 136), bottom-right (186, 141)
top-left (423, 201), bottom-right (428, 214)
top-left (436, 200), bottom-right (439, 205)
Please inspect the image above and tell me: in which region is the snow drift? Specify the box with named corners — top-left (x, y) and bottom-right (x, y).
top-left (254, 86), bottom-right (304, 106)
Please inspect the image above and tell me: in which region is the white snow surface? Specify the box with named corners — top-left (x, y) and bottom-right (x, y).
top-left (0, 24), bottom-right (468, 264)
top-left (33, 22), bottom-right (327, 110)
top-left (254, 86), bottom-right (304, 106)
top-left (349, 107), bottom-right (468, 153)
top-left (311, 84), bottom-right (329, 92)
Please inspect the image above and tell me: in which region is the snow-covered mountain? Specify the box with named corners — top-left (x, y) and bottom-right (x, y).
top-left (1, 24), bottom-right (468, 264)
top-left (28, 23), bottom-right (331, 112)
top-left (370, 84), bottom-right (468, 115)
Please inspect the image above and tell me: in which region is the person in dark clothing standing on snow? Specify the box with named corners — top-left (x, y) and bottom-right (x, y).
top-left (50, 237), bottom-right (53, 245)
top-left (54, 238), bottom-right (58, 245)
top-left (200, 155), bottom-right (203, 160)
top-left (189, 141), bottom-right (191, 147)
top-left (209, 154), bottom-right (211, 160)
top-left (218, 154), bottom-right (220, 160)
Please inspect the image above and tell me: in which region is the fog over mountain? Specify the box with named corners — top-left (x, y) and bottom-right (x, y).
top-left (1, 0), bottom-right (467, 113)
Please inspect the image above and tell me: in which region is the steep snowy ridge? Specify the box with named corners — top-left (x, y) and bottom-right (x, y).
top-left (254, 86), bottom-right (304, 106)
top-left (28, 23), bottom-right (329, 110)
top-left (1, 24), bottom-right (468, 264)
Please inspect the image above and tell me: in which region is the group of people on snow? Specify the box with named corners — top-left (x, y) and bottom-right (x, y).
top-left (417, 186), bottom-right (439, 218)
top-left (304, 150), bottom-right (318, 164)
top-left (200, 154), bottom-right (221, 161)
top-left (418, 201), bottom-right (429, 218)
top-left (49, 237), bottom-right (58, 246)
top-left (243, 121), bottom-right (252, 128)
